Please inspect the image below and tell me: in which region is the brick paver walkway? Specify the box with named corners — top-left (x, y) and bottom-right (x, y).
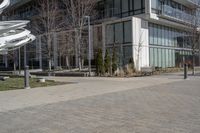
top-left (0, 74), bottom-right (199, 133)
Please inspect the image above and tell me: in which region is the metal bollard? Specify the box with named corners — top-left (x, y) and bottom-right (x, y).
top-left (184, 64), bottom-right (188, 79)
top-left (24, 66), bottom-right (30, 89)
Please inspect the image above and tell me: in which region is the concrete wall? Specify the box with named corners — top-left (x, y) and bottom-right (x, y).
top-left (132, 17), bottom-right (149, 71)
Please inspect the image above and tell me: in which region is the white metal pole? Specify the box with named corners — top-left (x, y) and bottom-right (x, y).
top-left (88, 16), bottom-right (91, 76)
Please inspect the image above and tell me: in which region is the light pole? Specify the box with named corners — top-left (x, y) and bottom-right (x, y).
top-left (24, 45), bottom-right (30, 89)
top-left (84, 16), bottom-right (91, 77)
top-left (18, 47), bottom-right (21, 75)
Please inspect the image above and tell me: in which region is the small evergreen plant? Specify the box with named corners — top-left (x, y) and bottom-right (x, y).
top-left (112, 47), bottom-right (118, 74)
top-left (104, 50), bottom-right (111, 74)
top-left (96, 49), bottom-right (104, 76)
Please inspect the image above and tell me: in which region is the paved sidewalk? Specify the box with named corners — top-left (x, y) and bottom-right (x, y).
top-left (0, 73), bottom-right (199, 133)
top-left (0, 76), bottom-right (181, 112)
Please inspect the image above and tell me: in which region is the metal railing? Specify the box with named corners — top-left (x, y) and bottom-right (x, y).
top-left (161, 5), bottom-right (194, 24)
top-left (188, 0), bottom-right (200, 5)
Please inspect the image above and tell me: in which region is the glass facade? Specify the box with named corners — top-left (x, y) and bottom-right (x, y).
top-left (149, 23), bottom-right (194, 68)
top-left (106, 21), bottom-right (132, 66)
top-left (97, 0), bottom-right (145, 19)
top-left (151, 0), bottom-right (197, 24)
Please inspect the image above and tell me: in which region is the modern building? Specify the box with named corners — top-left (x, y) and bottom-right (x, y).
top-left (1, 0), bottom-right (200, 70)
top-left (99, 0), bottom-right (200, 70)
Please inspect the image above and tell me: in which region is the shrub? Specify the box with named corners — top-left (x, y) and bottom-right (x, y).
top-left (112, 47), bottom-right (118, 74)
top-left (104, 50), bottom-right (111, 74)
top-left (96, 49), bottom-right (104, 76)
top-left (129, 57), bottom-right (135, 73)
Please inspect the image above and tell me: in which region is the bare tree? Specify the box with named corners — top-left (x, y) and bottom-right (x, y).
top-left (62, 0), bottom-right (97, 70)
top-left (188, 8), bottom-right (200, 75)
top-left (32, 0), bottom-right (64, 71)
top-left (57, 31), bottom-right (75, 69)
top-left (134, 31), bottom-right (144, 71)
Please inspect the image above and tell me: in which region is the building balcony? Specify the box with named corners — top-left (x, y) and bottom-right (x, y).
top-left (160, 5), bottom-right (197, 25)
top-left (173, 0), bottom-right (200, 8)
top-left (189, 0), bottom-right (200, 5)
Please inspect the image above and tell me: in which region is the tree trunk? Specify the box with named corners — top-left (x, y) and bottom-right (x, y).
top-left (192, 54), bottom-right (195, 75)
top-left (59, 53), bottom-right (62, 68)
top-left (47, 34), bottom-right (52, 71)
top-left (65, 55), bottom-right (69, 69)
top-left (48, 59), bottom-right (52, 71)
top-left (13, 61), bottom-right (16, 74)
top-left (137, 54), bottom-right (140, 72)
top-left (78, 31), bottom-right (82, 71)
top-left (13, 51), bottom-right (17, 74)
top-left (75, 29), bottom-right (79, 68)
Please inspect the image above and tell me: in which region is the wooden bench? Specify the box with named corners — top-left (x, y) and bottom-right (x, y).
top-left (141, 67), bottom-right (155, 76)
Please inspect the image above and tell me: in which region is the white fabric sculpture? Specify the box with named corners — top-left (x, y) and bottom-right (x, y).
top-left (0, 0), bottom-right (35, 54)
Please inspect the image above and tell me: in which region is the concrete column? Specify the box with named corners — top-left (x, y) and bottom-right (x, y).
top-left (53, 33), bottom-right (58, 69)
top-left (132, 17), bottom-right (149, 71)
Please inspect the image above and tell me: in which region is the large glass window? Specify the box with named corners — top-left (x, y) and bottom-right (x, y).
top-left (158, 25), bottom-right (162, 45)
top-left (169, 49), bottom-right (172, 67)
top-left (149, 23), bottom-right (154, 44)
top-left (106, 24), bottom-right (114, 44)
top-left (166, 49), bottom-right (169, 67)
top-left (105, 0), bottom-right (113, 17)
top-left (123, 45), bottom-right (133, 64)
top-left (122, 0), bottom-right (129, 16)
top-left (154, 48), bottom-right (158, 67)
top-left (115, 23), bottom-right (123, 44)
top-left (162, 49), bottom-right (166, 68)
top-left (149, 23), bottom-right (194, 68)
top-left (153, 24), bottom-right (158, 45)
top-left (102, 0), bottom-right (145, 18)
top-left (150, 48), bottom-right (154, 66)
top-left (134, 0), bottom-right (141, 10)
top-left (158, 48), bottom-right (162, 67)
top-left (151, 0), bottom-right (161, 13)
top-left (172, 49), bottom-right (175, 67)
top-left (124, 21), bottom-right (132, 43)
top-left (114, 0), bottom-right (121, 15)
top-left (151, 0), bottom-right (158, 9)
top-left (162, 27), bottom-right (165, 45)
top-left (169, 28), bottom-right (172, 47)
top-left (106, 21), bottom-right (132, 45)
top-left (164, 27), bottom-right (168, 46)
top-left (106, 21), bottom-right (133, 66)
